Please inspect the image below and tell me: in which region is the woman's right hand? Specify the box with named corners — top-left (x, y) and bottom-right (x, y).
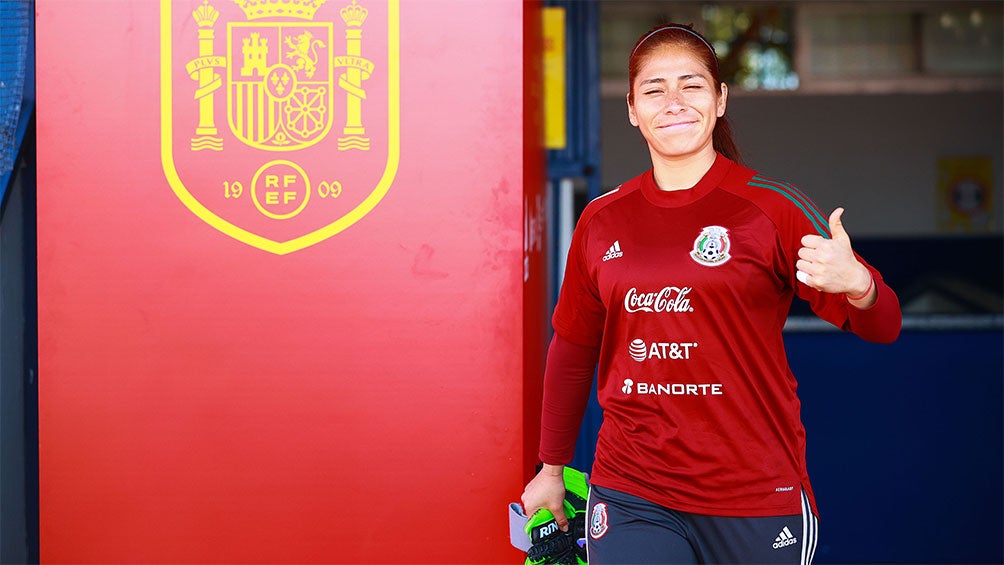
top-left (520, 464), bottom-right (569, 531)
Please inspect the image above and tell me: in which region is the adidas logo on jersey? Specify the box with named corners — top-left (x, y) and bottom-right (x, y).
top-left (772, 526), bottom-right (798, 549)
top-left (602, 241), bottom-right (623, 262)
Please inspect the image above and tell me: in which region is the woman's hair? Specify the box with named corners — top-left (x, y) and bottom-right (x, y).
top-left (628, 24), bottom-right (742, 164)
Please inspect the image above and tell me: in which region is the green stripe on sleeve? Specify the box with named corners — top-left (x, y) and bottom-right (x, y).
top-left (748, 177), bottom-right (830, 238)
top-left (761, 176), bottom-right (830, 229)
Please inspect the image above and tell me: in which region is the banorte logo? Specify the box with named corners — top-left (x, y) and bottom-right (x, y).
top-left (624, 287), bottom-right (694, 313)
top-left (621, 379), bottom-right (634, 394)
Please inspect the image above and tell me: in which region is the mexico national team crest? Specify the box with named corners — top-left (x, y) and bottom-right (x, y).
top-left (691, 225), bottom-right (731, 266)
top-left (161, 0), bottom-right (399, 254)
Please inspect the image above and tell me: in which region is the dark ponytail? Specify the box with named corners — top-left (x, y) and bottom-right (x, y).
top-left (713, 115), bottom-right (742, 165)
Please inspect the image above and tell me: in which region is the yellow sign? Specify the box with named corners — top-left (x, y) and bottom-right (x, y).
top-left (937, 156), bottom-right (994, 232)
top-left (542, 7), bottom-right (566, 150)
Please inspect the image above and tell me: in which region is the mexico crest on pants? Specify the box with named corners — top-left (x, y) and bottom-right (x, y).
top-left (161, 0), bottom-right (399, 254)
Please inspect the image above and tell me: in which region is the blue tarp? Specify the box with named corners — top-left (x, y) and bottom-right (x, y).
top-left (0, 0), bottom-right (31, 204)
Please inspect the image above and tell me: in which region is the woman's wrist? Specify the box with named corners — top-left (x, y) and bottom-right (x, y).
top-left (846, 275), bottom-right (874, 302)
top-left (540, 463), bottom-right (565, 477)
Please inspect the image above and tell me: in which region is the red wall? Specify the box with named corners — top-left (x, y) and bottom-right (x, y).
top-left (36, 0), bottom-right (543, 561)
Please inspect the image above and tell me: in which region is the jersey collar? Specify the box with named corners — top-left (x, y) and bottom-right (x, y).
top-left (640, 152), bottom-right (733, 208)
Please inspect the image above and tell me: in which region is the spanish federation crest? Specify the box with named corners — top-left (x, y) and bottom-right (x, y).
top-left (690, 225), bottom-right (731, 266)
top-left (161, 0), bottom-right (399, 254)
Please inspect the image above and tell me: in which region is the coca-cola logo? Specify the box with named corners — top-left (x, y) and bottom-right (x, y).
top-left (624, 287), bottom-right (694, 313)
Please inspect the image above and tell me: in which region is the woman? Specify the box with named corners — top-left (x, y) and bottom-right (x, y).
top-left (521, 24), bottom-right (901, 564)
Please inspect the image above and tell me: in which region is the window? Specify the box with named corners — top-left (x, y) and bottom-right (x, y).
top-left (599, 1), bottom-right (1003, 96)
top-left (923, 6), bottom-right (1003, 74)
top-left (702, 4), bottom-right (798, 90)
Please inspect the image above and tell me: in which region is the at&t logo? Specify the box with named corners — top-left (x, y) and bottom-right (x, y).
top-left (629, 339), bottom-right (697, 362)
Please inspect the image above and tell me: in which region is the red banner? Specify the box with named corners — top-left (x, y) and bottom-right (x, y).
top-left (37, 0), bottom-right (542, 561)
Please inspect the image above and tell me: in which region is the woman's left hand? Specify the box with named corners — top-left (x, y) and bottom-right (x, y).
top-left (796, 207), bottom-right (874, 302)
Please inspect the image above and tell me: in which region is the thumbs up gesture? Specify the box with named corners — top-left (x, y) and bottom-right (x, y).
top-left (796, 208), bottom-right (874, 302)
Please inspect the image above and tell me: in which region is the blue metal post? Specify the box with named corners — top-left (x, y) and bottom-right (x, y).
top-left (543, 0), bottom-right (602, 474)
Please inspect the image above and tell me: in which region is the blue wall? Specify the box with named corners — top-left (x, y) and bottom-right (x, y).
top-left (572, 329), bottom-right (1003, 563)
top-left (794, 330), bottom-right (1002, 563)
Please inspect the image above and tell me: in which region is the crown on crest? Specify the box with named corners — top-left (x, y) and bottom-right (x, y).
top-left (193, 0), bottom-right (220, 27)
top-left (340, 0), bottom-right (367, 27)
top-left (233, 0), bottom-right (327, 20)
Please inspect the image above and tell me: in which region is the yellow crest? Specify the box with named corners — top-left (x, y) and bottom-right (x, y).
top-left (161, 0), bottom-right (399, 254)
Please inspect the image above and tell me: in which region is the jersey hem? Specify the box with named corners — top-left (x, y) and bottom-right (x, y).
top-left (589, 475), bottom-right (807, 518)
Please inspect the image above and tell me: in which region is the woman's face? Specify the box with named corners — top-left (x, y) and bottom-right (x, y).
top-left (627, 45), bottom-right (727, 162)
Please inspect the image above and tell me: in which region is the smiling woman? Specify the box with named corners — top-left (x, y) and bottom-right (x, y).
top-left (627, 48), bottom-right (726, 188)
top-left (627, 25), bottom-right (740, 180)
top-left (521, 23), bottom-right (902, 565)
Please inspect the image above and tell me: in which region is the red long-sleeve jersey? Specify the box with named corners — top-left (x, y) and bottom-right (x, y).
top-left (543, 153), bottom-right (901, 517)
